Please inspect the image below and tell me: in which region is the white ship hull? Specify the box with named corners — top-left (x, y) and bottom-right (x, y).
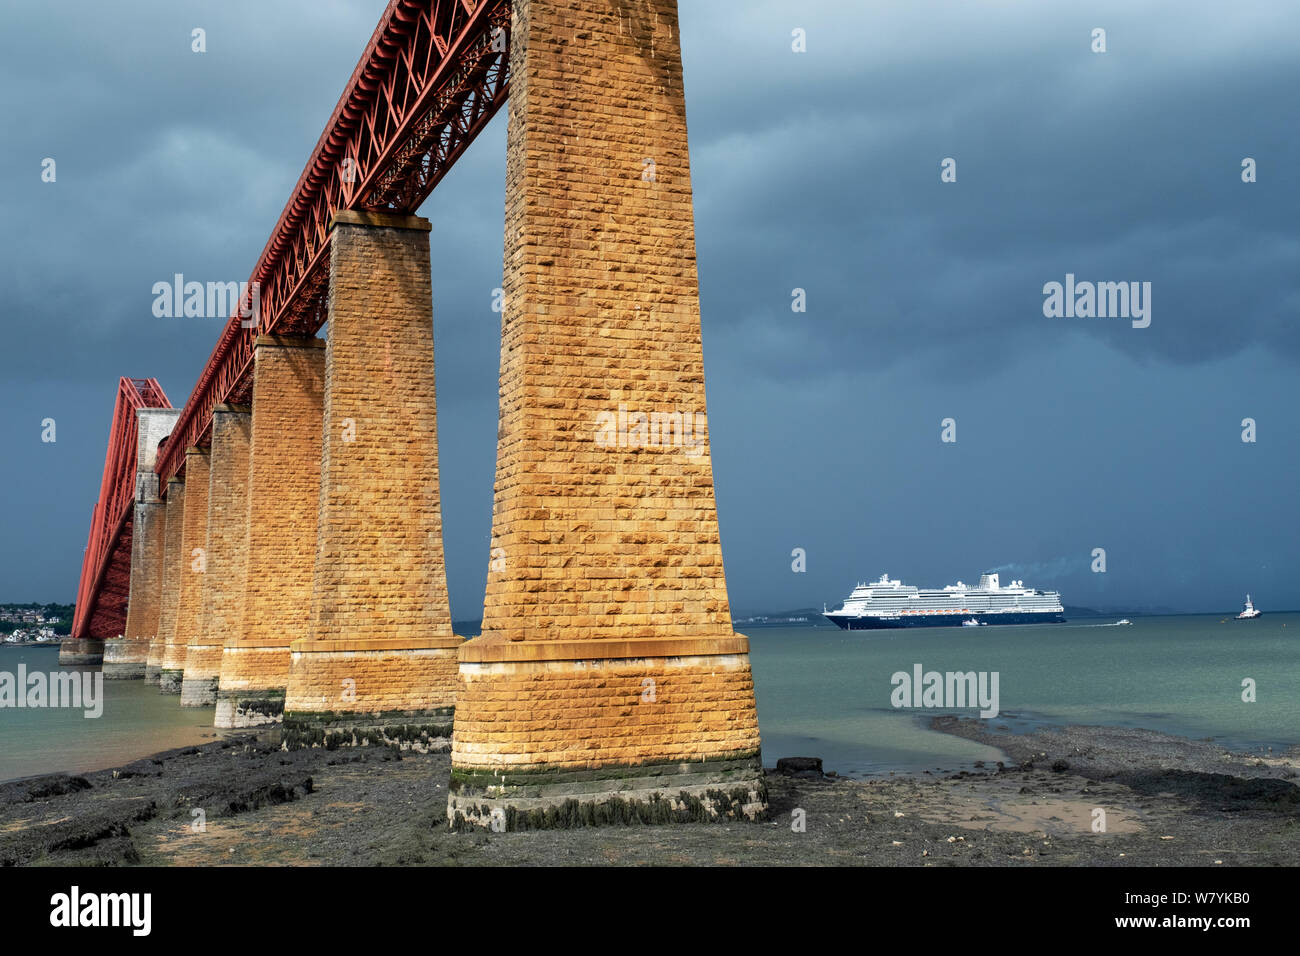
top-left (824, 571), bottom-right (1066, 630)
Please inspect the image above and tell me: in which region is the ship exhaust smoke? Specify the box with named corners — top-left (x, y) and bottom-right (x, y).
top-left (988, 557), bottom-right (1085, 581)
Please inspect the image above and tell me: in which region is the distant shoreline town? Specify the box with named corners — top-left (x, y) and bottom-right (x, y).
top-left (0, 604), bottom-right (73, 646)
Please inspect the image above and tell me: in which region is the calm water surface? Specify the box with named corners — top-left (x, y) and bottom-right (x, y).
top-left (0, 646), bottom-right (219, 782)
top-left (3, 615), bottom-right (1297, 781)
top-left (747, 613), bottom-right (1300, 776)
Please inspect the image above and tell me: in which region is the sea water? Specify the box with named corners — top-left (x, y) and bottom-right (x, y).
top-left (747, 613), bottom-right (1300, 776)
top-left (2, 615), bottom-right (1297, 782)
top-left (0, 645), bottom-right (217, 782)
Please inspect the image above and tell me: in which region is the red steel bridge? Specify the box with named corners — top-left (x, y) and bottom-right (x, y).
top-left (70, 0), bottom-right (511, 644)
top-left (71, 378), bottom-right (171, 642)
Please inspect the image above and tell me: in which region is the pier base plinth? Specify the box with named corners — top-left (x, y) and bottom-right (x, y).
top-left (102, 638), bottom-right (148, 679)
top-left (282, 706), bottom-right (455, 752)
top-left (215, 645), bottom-right (291, 728)
top-left (179, 664), bottom-right (219, 707)
top-left (58, 638), bottom-right (104, 667)
top-left (282, 637), bottom-right (461, 750)
top-left (447, 637), bottom-right (766, 830)
top-left (215, 687), bottom-right (285, 729)
top-left (448, 753), bottom-right (767, 831)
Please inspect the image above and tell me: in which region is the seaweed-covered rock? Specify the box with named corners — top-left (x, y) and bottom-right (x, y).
top-left (776, 757), bottom-right (824, 778)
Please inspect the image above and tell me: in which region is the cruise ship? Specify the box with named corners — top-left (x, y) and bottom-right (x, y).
top-left (824, 572), bottom-right (1066, 629)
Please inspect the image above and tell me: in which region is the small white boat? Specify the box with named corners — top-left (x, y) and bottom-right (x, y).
top-left (1236, 595), bottom-right (1262, 620)
top-left (1115, 619), bottom-right (1132, 626)
top-left (961, 618), bottom-right (982, 627)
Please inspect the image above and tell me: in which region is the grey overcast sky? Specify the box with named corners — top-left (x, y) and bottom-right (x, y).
top-left (2, 1), bottom-right (1297, 616)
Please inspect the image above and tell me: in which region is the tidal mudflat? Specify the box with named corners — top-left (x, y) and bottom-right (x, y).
top-left (1, 718), bottom-right (1295, 867)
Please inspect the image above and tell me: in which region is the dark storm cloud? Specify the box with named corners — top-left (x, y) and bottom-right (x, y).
top-left (0, 0), bottom-right (390, 392)
top-left (680, 0), bottom-right (1300, 385)
top-left (2, 1), bottom-right (1297, 616)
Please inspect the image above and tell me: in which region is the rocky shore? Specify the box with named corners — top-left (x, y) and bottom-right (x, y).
top-left (1, 719), bottom-right (1295, 866)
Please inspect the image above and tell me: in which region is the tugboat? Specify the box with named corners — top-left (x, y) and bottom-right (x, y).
top-left (1236, 595), bottom-right (1262, 620)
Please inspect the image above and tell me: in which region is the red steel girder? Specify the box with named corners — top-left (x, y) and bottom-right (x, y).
top-left (155, 0), bottom-right (511, 484)
top-left (71, 378), bottom-right (171, 641)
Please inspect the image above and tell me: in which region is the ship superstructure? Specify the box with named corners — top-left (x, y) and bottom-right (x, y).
top-left (1236, 595), bottom-right (1262, 620)
top-left (824, 572), bottom-right (1065, 630)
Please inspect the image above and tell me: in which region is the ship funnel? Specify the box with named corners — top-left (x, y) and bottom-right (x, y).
top-left (978, 572), bottom-right (999, 589)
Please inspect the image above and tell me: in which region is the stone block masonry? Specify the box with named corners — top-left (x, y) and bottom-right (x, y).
top-left (282, 212), bottom-right (462, 749)
top-left (183, 406), bottom-right (250, 707)
top-left (161, 448), bottom-right (209, 694)
top-left (147, 478), bottom-right (186, 684)
top-left (448, 653), bottom-right (765, 828)
top-left (105, 499), bottom-right (164, 678)
top-left (107, 407), bottom-right (180, 679)
top-left (215, 337), bottom-right (325, 729)
top-left (448, 0), bottom-right (764, 828)
top-left (56, 636), bottom-right (104, 667)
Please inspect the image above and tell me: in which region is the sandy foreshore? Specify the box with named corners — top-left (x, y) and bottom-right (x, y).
top-left (1, 718), bottom-right (1296, 866)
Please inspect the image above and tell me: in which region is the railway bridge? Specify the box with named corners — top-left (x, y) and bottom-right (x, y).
top-left (65, 0), bottom-right (764, 827)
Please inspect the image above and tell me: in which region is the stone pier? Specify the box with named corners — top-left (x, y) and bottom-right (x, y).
top-left (147, 478), bottom-right (186, 684)
top-left (103, 500), bottom-right (163, 677)
top-left (282, 211), bottom-right (461, 749)
top-left (447, 0), bottom-right (764, 829)
top-left (182, 406), bottom-right (250, 707)
top-left (216, 337), bottom-right (325, 729)
top-left (56, 636), bottom-right (104, 667)
top-left (160, 448), bottom-right (208, 694)
top-left (105, 408), bottom-right (180, 678)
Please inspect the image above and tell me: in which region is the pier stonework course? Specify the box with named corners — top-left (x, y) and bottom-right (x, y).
top-left (161, 448), bottom-right (209, 694)
top-left (107, 500), bottom-right (164, 678)
top-left (215, 338), bottom-right (325, 729)
top-left (55, 636), bottom-right (105, 667)
top-left (108, 408), bottom-right (181, 679)
top-left (147, 478), bottom-right (186, 684)
top-left (448, 0), bottom-right (765, 828)
top-left (182, 406), bottom-right (251, 707)
top-left (282, 212), bottom-right (461, 749)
